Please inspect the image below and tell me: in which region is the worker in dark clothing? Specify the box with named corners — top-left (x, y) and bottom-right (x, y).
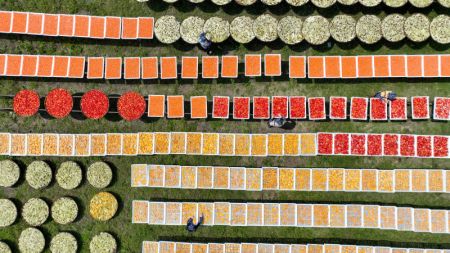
top-left (199, 33), bottom-right (213, 55)
top-left (186, 214), bottom-right (204, 232)
top-left (268, 116), bottom-right (296, 129)
top-left (374, 90), bottom-right (397, 103)
top-left (268, 117), bottom-right (287, 128)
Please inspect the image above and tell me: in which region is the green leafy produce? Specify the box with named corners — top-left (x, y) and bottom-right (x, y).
top-left (56, 161), bottom-right (82, 190)
top-left (90, 232), bottom-right (117, 253)
top-left (22, 198), bottom-right (49, 226)
top-left (0, 160), bottom-right (20, 187)
top-left (50, 232), bottom-right (78, 253)
top-left (0, 199), bottom-right (17, 227)
top-left (18, 227), bottom-right (45, 253)
top-left (26, 161), bottom-right (52, 189)
top-left (51, 197), bottom-right (78, 225)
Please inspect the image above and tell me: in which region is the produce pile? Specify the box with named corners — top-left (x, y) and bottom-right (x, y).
top-left (1, 159), bottom-right (117, 251)
top-left (159, 0), bottom-right (450, 7)
top-left (89, 192), bottom-right (119, 221)
top-left (90, 232), bottom-right (117, 253)
top-left (153, 14), bottom-right (449, 45)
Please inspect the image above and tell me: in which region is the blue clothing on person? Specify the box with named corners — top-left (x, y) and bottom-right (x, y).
top-left (199, 33), bottom-right (212, 50)
top-left (186, 215), bottom-right (204, 232)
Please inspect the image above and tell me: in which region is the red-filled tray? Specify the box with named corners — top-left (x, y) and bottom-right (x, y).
top-left (433, 136), bottom-right (449, 158)
top-left (416, 135), bottom-right (432, 158)
top-left (370, 98), bottom-right (388, 121)
top-left (350, 97), bottom-right (368, 120)
top-left (252, 97), bottom-right (270, 119)
top-left (233, 97), bottom-right (250, 119)
top-left (350, 134), bottom-right (367, 156)
top-left (383, 134), bottom-right (399, 156)
top-left (272, 96), bottom-right (288, 118)
top-left (330, 97), bottom-right (347, 120)
top-left (333, 133), bottom-right (349, 155)
top-left (400, 135), bottom-right (415, 157)
top-left (308, 97), bottom-right (326, 120)
top-left (212, 96), bottom-right (230, 119)
top-left (317, 133), bottom-right (333, 155)
top-left (389, 97), bottom-right (407, 120)
top-left (411, 96), bottom-right (429, 119)
top-left (367, 134), bottom-right (383, 156)
top-left (289, 96), bottom-right (306, 119)
top-left (433, 97), bottom-right (450, 120)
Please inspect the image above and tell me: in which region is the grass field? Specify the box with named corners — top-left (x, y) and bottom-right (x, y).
top-left (0, 0), bottom-right (449, 252)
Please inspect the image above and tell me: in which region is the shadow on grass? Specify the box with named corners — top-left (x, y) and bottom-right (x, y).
top-left (145, 0), bottom-right (170, 12)
top-left (69, 230), bottom-right (83, 253)
top-left (69, 195), bottom-right (86, 223)
top-left (0, 239), bottom-right (17, 253)
top-left (11, 159), bottom-right (28, 187)
top-left (104, 160), bottom-right (120, 188)
top-left (108, 191), bottom-right (125, 218)
top-left (7, 198), bottom-right (22, 226)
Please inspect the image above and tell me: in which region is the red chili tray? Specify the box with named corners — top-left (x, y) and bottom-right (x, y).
top-left (389, 97), bottom-right (407, 120)
top-left (350, 97), bottom-right (368, 120)
top-left (367, 134), bottom-right (383, 156)
top-left (383, 134), bottom-right (399, 156)
top-left (233, 97), bottom-right (250, 119)
top-left (212, 96), bottom-right (229, 119)
top-left (289, 96), bottom-right (306, 119)
top-left (272, 96), bottom-right (288, 118)
top-left (308, 97), bottom-right (326, 120)
top-left (433, 136), bottom-right (449, 158)
top-left (252, 96), bottom-right (270, 119)
top-left (416, 135), bottom-right (432, 158)
top-left (400, 135), bottom-right (415, 157)
top-left (411, 96), bottom-right (429, 119)
top-left (317, 133), bottom-right (333, 155)
top-left (370, 98), bottom-right (387, 121)
top-left (350, 134), bottom-right (366, 156)
top-left (330, 97), bottom-right (347, 120)
top-left (334, 133), bottom-right (349, 155)
top-left (433, 97), bottom-right (450, 120)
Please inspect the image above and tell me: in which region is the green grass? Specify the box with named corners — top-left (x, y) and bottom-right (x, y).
top-left (0, 0), bottom-right (449, 252)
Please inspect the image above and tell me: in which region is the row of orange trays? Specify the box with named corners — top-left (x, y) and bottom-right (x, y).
top-left (3, 54), bottom-right (450, 80)
top-left (181, 54), bottom-right (285, 78)
top-left (147, 95), bottom-right (208, 119)
top-left (142, 242), bottom-right (445, 253)
top-left (0, 133), bottom-right (155, 156)
top-left (0, 11), bottom-right (153, 39)
top-left (308, 55), bottom-right (450, 78)
top-left (0, 132), bottom-right (319, 157)
top-left (132, 201), bottom-right (448, 233)
top-left (82, 57), bottom-right (176, 80)
top-left (0, 54), bottom-right (85, 78)
top-left (131, 165), bottom-right (450, 193)
top-left (0, 54), bottom-right (308, 80)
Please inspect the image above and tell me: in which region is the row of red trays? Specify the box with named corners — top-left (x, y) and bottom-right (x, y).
top-left (212, 96), bottom-right (450, 121)
top-left (317, 133), bottom-right (449, 158)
